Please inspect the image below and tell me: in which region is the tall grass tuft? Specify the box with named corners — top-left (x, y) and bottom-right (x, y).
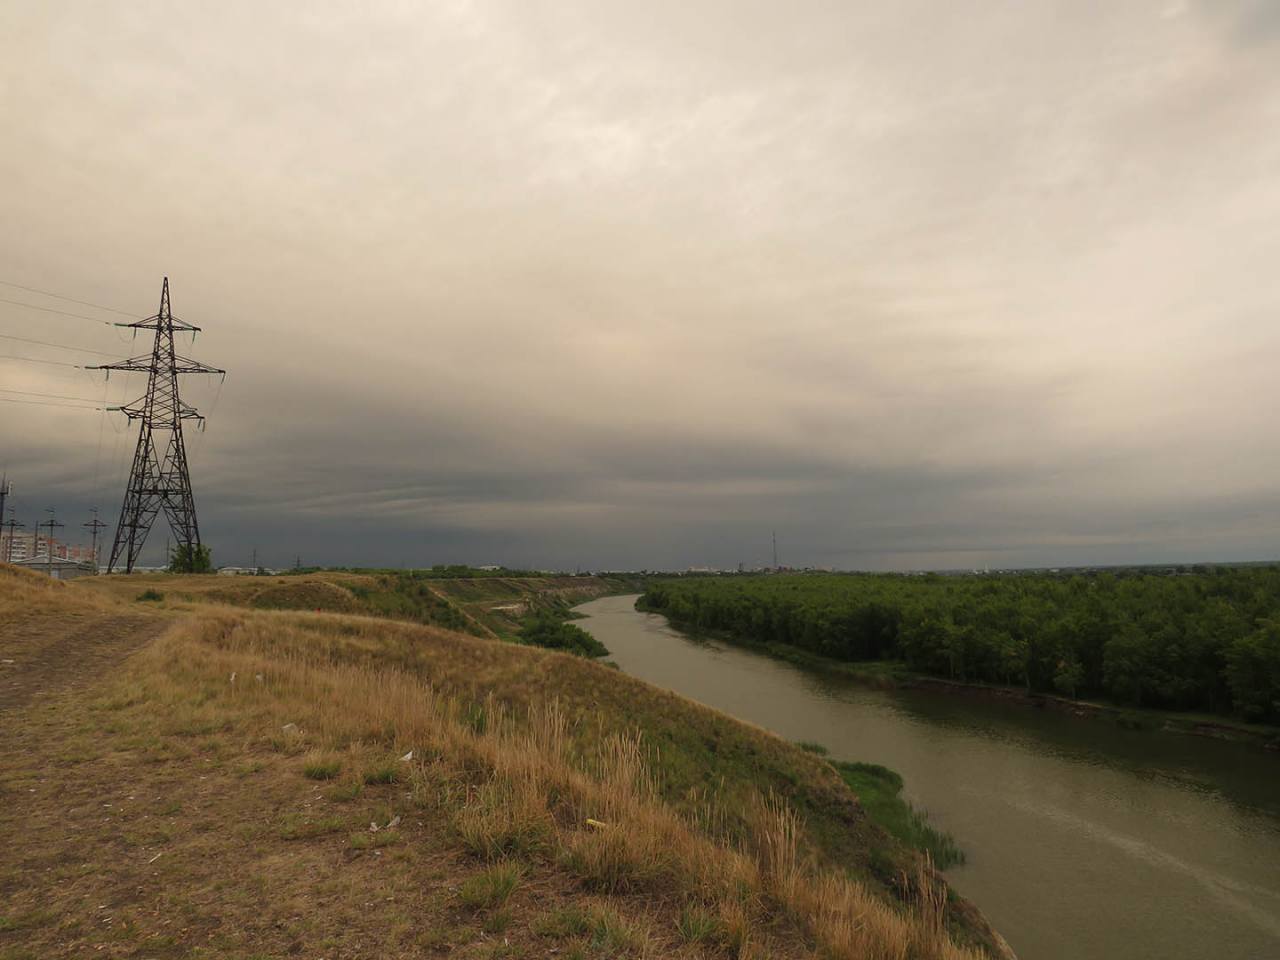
top-left (459, 862), bottom-right (523, 909)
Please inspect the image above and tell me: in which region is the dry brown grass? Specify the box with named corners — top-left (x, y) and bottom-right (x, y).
top-left (111, 607), bottom-right (988, 960)
top-left (2, 571), bottom-right (1006, 958)
top-left (1, 564), bottom-right (161, 715)
top-left (0, 562), bottom-right (101, 618)
top-left (73, 569), bottom-right (380, 608)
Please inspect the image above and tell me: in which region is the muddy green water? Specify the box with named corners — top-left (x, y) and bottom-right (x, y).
top-left (574, 595), bottom-right (1280, 960)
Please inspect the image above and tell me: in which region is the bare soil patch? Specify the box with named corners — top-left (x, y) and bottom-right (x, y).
top-left (0, 610), bottom-right (165, 713)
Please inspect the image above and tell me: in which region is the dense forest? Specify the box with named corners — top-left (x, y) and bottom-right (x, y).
top-left (640, 569), bottom-right (1280, 723)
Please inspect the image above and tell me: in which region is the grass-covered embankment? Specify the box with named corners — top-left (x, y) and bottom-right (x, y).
top-left (831, 762), bottom-right (964, 870)
top-left (81, 568), bottom-right (627, 639)
top-left (795, 742), bottom-right (964, 870)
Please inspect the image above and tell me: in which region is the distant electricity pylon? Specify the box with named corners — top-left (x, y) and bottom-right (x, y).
top-left (89, 278), bottom-right (225, 573)
top-left (83, 507), bottom-right (107, 571)
top-left (41, 508), bottom-right (63, 579)
top-left (1, 509), bottom-right (20, 564)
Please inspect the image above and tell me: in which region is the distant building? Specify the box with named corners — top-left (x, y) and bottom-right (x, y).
top-left (12, 554), bottom-right (96, 580)
top-left (2, 530), bottom-right (35, 562)
top-left (2, 532), bottom-right (96, 565)
top-left (59, 542), bottom-right (95, 563)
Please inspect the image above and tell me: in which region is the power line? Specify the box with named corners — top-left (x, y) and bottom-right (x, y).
top-left (0, 387), bottom-right (103, 403)
top-left (0, 296), bottom-right (114, 326)
top-left (0, 353), bottom-right (83, 368)
top-left (0, 396), bottom-right (103, 409)
top-left (0, 332), bottom-right (116, 356)
top-left (0, 279), bottom-right (140, 318)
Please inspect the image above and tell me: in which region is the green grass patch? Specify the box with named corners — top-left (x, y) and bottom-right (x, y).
top-left (675, 904), bottom-right (725, 946)
top-left (277, 814), bottom-right (346, 840)
top-left (349, 829), bottom-right (403, 850)
top-left (135, 588), bottom-right (165, 602)
top-left (303, 757), bottom-right (342, 780)
top-left (482, 910), bottom-right (512, 934)
top-left (833, 760), bottom-right (964, 868)
top-left (589, 906), bottom-right (648, 955)
top-left (533, 905), bottom-right (592, 939)
top-left (459, 862), bottom-right (523, 910)
top-left (326, 781), bottom-right (363, 802)
top-left (362, 764), bottom-right (399, 785)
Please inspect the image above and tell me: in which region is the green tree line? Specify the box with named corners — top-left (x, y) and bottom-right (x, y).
top-left (640, 569), bottom-right (1280, 722)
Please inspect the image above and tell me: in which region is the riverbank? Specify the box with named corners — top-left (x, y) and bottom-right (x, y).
top-left (581, 593), bottom-right (1280, 960)
top-left (638, 597), bottom-right (1280, 753)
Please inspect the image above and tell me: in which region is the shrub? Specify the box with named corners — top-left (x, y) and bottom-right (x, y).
top-left (168, 543), bottom-right (212, 573)
top-left (517, 613), bottom-right (609, 658)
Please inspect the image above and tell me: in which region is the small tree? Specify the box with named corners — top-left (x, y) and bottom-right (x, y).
top-left (169, 542), bottom-right (213, 574)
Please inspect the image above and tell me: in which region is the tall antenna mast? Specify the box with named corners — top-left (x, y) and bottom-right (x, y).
top-left (772, 530), bottom-right (778, 570)
top-left (88, 278), bottom-right (225, 573)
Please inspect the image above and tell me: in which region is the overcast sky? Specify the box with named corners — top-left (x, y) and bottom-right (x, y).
top-left (1, 1), bottom-right (1278, 571)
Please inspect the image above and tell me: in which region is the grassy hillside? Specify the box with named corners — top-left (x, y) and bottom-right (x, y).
top-left (80, 570), bottom-right (624, 639)
top-left (1, 567), bottom-right (1009, 959)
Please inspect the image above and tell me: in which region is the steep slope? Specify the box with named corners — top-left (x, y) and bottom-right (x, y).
top-left (1, 570), bottom-right (1010, 959)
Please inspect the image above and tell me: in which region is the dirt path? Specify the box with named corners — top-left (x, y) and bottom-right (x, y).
top-left (0, 611), bottom-right (168, 713)
top-left (423, 583), bottom-right (500, 638)
top-left (0, 604), bottom-right (663, 960)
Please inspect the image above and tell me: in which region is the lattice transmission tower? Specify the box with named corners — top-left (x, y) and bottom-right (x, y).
top-left (89, 278), bottom-right (225, 573)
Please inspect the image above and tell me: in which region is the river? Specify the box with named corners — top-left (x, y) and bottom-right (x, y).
top-left (573, 594), bottom-right (1280, 960)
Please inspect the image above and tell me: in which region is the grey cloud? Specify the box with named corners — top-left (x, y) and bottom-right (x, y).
top-left (1, 1), bottom-right (1277, 571)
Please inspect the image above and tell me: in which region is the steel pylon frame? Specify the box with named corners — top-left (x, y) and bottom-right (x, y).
top-left (89, 278), bottom-right (224, 573)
